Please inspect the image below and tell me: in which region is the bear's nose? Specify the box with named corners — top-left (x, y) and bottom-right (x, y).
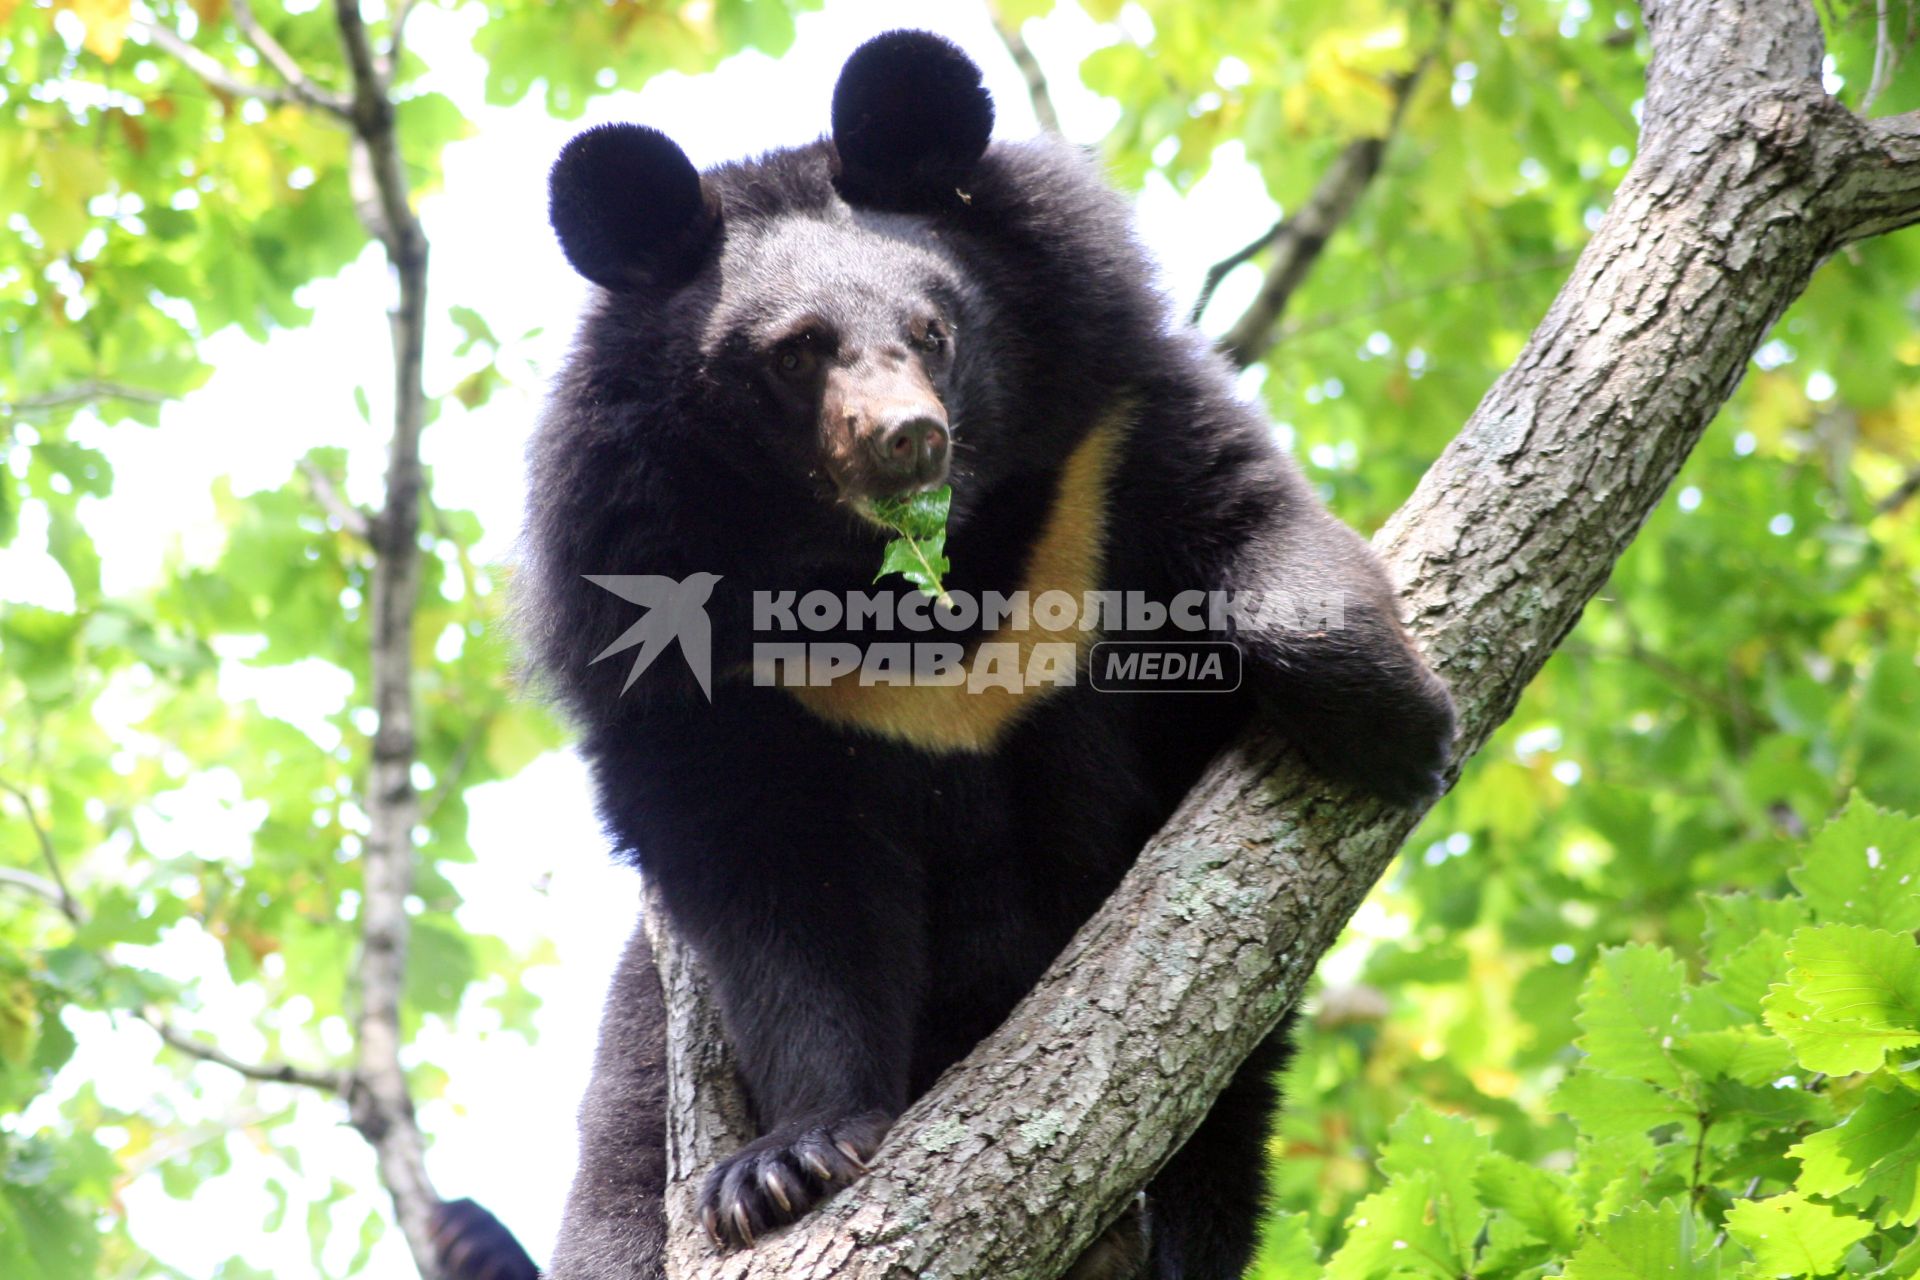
top-left (871, 410), bottom-right (950, 487)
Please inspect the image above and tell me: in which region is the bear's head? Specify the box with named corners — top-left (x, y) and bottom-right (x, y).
top-left (546, 31), bottom-right (999, 513)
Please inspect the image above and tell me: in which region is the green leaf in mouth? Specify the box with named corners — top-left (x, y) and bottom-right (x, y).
top-left (864, 485), bottom-right (954, 606)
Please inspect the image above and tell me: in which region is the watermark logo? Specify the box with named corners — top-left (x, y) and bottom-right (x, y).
top-left (585, 573), bottom-right (720, 699)
top-left (587, 580), bottom-right (1348, 699)
top-left (1088, 641), bottom-right (1242, 693)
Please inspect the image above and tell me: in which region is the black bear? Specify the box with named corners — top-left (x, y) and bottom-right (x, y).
top-left (481, 28), bottom-right (1452, 1280)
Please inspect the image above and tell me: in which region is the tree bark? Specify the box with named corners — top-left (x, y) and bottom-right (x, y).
top-left (651, 1), bottom-right (1920, 1277)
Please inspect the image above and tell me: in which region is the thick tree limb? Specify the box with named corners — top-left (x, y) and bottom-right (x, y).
top-left (330, 0), bottom-right (440, 1274)
top-left (653, 1), bottom-right (1920, 1277)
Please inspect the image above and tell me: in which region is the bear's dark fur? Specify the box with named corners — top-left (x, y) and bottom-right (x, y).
top-left (479, 29), bottom-right (1453, 1280)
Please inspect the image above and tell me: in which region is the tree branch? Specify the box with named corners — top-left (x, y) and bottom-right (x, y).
top-left (137, 21), bottom-right (346, 117)
top-left (138, 23), bottom-right (297, 106)
top-left (0, 381), bottom-right (171, 418)
top-left (139, 1013), bottom-right (350, 1093)
top-left (1210, 5), bottom-right (1451, 365)
top-left (1876, 460), bottom-right (1920, 514)
top-left (382, 0), bottom-right (426, 81)
top-left (985, 0), bottom-right (1061, 135)
top-left (0, 778), bottom-right (83, 924)
top-left (1272, 252), bottom-right (1581, 344)
top-left (1, 781), bottom-right (348, 1096)
top-left (0, 866), bottom-right (71, 913)
top-left (299, 457), bottom-right (375, 540)
top-left (330, 0), bottom-right (440, 1272)
top-left (654, 1), bottom-right (1920, 1276)
top-left (230, 0), bottom-right (352, 115)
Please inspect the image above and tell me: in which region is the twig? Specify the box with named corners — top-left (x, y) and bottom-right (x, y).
top-left (1191, 221), bottom-right (1286, 327)
top-left (383, 0), bottom-right (426, 81)
top-left (0, 778), bottom-right (83, 924)
top-left (1, 779), bottom-right (347, 1094)
top-left (140, 1012), bottom-right (350, 1093)
top-left (1866, 0), bottom-right (1896, 111)
top-left (299, 457), bottom-right (375, 540)
top-left (0, 381), bottom-right (171, 417)
top-left (1711, 1175), bottom-right (1767, 1249)
top-left (985, 0), bottom-right (1061, 134)
top-left (1272, 253), bottom-right (1581, 344)
top-left (0, 867), bottom-right (71, 913)
top-left (1877, 462), bottom-right (1920, 514)
top-left (230, 0), bottom-right (352, 116)
top-left (137, 23), bottom-right (302, 107)
top-left (1212, 2), bottom-right (1455, 366)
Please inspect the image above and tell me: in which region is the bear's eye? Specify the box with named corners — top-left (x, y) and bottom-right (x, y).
top-left (773, 339), bottom-right (819, 378)
top-left (916, 321), bottom-right (948, 353)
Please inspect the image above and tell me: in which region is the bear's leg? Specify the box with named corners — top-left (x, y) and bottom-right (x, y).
top-left (1225, 507), bottom-right (1455, 803)
top-left (549, 921), bottom-right (669, 1280)
top-left (1143, 1019), bottom-right (1293, 1280)
top-left (1065, 1196), bottom-right (1150, 1280)
top-left (643, 826), bottom-right (925, 1249)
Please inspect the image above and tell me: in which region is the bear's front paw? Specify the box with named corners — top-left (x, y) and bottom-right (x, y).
top-left (699, 1110), bottom-right (892, 1249)
top-left (1286, 679), bottom-right (1455, 805)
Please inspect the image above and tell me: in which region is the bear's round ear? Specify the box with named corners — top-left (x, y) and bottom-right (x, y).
top-left (831, 30), bottom-right (994, 210)
top-left (549, 124), bottom-right (720, 292)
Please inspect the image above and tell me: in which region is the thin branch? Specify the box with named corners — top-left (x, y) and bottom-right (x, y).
top-left (1273, 252), bottom-right (1581, 344)
top-left (985, 0), bottom-right (1061, 134)
top-left (140, 1012), bottom-right (350, 1093)
top-left (383, 0), bottom-right (427, 82)
top-left (1212, 3), bottom-right (1454, 365)
top-left (1866, 0), bottom-right (1897, 111)
top-left (0, 778), bottom-right (83, 924)
top-left (230, 0), bottom-right (352, 116)
top-left (300, 457), bottom-right (375, 540)
top-left (1190, 220), bottom-right (1286, 327)
top-left (137, 23), bottom-right (302, 107)
top-left (0, 867), bottom-right (70, 913)
top-left (0, 381), bottom-right (171, 418)
top-left (1876, 461), bottom-right (1920, 514)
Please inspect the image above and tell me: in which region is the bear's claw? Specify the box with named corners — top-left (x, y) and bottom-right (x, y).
top-left (700, 1111), bottom-right (892, 1250)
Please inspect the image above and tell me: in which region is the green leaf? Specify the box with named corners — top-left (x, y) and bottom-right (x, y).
top-left (1475, 1152), bottom-right (1581, 1253)
top-left (1577, 944), bottom-right (1692, 1091)
top-left (1793, 1088), bottom-right (1920, 1228)
top-left (1556, 1068), bottom-right (1695, 1139)
top-left (1563, 1198), bottom-right (1722, 1280)
top-left (1790, 795), bottom-right (1920, 933)
top-left (1764, 925), bottom-right (1920, 1076)
top-left (1723, 1192), bottom-right (1873, 1276)
top-left (1326, 1175), bottom-right (1475, 1280)
top-left (866, 485), bottom-right (954, 603)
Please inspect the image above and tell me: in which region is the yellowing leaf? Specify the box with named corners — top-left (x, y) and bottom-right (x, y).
top-left (61, 0), bottom-right (132, 62)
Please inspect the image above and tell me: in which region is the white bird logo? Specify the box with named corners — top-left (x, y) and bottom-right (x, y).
top-left (584, 573), bottom-right (722, 700)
